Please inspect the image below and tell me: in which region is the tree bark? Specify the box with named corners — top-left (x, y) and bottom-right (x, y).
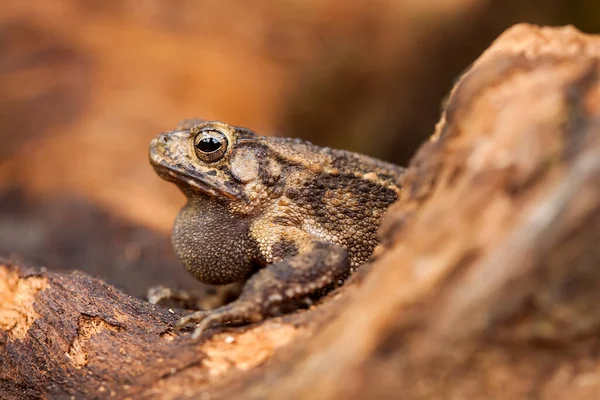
top-left (2, 24), bottom-right (600, 399)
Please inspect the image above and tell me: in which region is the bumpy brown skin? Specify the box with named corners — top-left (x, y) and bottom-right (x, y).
top-left (149, 119), bottom-right (404, 338)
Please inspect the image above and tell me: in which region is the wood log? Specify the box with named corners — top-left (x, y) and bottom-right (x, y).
top-left (2, 23), bottom-right (600, 399)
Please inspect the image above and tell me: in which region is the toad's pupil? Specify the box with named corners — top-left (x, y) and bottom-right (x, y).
top-left (196, 137), bottom-right (222, 153)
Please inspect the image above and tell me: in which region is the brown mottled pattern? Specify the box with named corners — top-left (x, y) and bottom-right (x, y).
top-left (149, 120), bottom-right (404, 338)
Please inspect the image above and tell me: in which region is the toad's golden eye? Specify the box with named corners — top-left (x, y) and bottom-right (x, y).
top-left (193, 130), bottom-right (228, 163)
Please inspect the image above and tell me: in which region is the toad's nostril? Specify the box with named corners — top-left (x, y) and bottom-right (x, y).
top-left (161, 135), bottom-right (172, 144)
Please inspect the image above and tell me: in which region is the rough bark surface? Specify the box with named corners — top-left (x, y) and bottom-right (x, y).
top-left (2, 24), bottom-right (600, 399)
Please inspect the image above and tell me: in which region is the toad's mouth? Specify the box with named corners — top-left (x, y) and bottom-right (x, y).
top-left (150, 160), bottom-right (244, 201)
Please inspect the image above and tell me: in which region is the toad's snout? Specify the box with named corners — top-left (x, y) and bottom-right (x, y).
top-left (148, 133), bottom-right (177, 166)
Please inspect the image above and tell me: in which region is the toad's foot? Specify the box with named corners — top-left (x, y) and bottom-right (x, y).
top-left (175, 240), bottom-right (350, 339)
top-left (175, 301), bottom-right (263, 339)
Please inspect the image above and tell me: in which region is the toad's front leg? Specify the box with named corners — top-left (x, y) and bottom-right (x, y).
top-left (175, 235), bottom-right (350, 339)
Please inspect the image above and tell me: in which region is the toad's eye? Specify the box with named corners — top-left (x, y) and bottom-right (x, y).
top-left (196, 136), bottom-right (221, 152)
top-left (193, 130), bottom-right (228, 162)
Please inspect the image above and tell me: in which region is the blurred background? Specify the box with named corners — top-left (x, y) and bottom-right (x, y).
top-left (0, 0), bottom-right (598, 298)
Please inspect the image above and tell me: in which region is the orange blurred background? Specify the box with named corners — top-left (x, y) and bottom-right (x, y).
top-left (1, 0), bottom-right (598, 297)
